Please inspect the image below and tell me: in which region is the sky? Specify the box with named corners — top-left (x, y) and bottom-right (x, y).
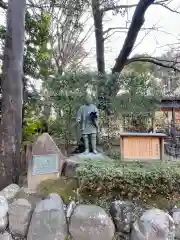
top-left (83, 0), bottom-right (180, 71)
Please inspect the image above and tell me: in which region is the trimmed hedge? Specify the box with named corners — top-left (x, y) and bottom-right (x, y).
top-left (77, 160), bottom-right (180, 207)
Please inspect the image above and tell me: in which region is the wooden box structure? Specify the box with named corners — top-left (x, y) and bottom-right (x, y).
top-left (120, 132), bottom-right (166, 161)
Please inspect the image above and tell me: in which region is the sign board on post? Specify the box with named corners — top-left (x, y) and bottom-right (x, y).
top-left (27, 133), bottom-right (65, 191)
top-left (120, 132), bottom-right (166, 161)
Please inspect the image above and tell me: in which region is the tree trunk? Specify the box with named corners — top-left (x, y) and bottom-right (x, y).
top-left (91, 0), bottom-right (106, 110)
top-left (112, 0), bottom-right (155, 74)
top-left (103, 0), bottom-right (155, 100)
top-left (91, 0), bottom-right (105, 74)
top-left (1, 0), bottom-right (26, 185)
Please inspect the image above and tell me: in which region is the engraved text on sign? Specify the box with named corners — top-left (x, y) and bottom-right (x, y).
top-left (32, 154), bottom-right (58, 176)
top-left (123, 137), bottom-right (160, 160)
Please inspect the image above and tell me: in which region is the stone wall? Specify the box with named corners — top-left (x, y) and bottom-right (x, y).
top-left (0, 184), bottom-right (178, 240)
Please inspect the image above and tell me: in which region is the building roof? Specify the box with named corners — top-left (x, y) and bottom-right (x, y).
top-left (161, 96), bottom-right (180, 101)
top-left (120, 132), bottom-right (166, 137)
top-left (159, 98), bottom-right (180, 109)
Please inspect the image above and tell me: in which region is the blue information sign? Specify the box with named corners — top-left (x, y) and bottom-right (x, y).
top-left (32, 154), bottom-right (58, 176)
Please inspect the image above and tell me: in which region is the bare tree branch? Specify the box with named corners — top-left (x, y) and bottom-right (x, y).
top-left (103, 27), bottom-right (158, 35)
top-left (101, 0), bottom-right (168, 12)
top-left (48, 0), bottom-right (91, 73)
top-left (154, 2), bottom-right (180, 14)
top-left (26, 0), bottom-right (166, 10)
top-left (126, 57), bottom-right (180, 72)
top-left (102, 4), bottom-right (138, 12)
top-left (112, 0), bottom-right (155, 73)
top-left (103, 30), bottom-right (128, 41)
top-left (103, 27), bottom-right (162, 41)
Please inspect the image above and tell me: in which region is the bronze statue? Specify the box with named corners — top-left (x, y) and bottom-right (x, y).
top-left (76, 95), bottom-right (99, 154)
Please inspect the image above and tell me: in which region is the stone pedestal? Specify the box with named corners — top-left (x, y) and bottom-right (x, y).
top-left (63, 152), bottom-right (112, 177)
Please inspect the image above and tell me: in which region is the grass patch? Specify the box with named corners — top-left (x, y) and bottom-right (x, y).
top-left (38, 177), bottom-right (79, 204)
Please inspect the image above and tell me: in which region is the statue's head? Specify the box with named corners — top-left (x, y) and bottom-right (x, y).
top-left (84, 95), bottom-right (92, 105)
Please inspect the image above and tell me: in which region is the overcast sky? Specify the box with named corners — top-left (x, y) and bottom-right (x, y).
top-left (83, 0), bottom-right (180, 71)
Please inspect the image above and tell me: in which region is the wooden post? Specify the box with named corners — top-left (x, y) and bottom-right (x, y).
top-left (160, 138), bottom-right (164, 161)
top-left (152, 112), bottom-right (155, 132)
top-left (172, 108), bottom-right (175, 126)
top-left (120, 136), bottom-right (124, 160)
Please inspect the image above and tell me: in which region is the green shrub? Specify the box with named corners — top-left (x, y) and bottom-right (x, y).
top-left (107, 152), bottom-right (121, 161)
top-left (36, 161), bottom-right (180, 210)
top-left (77, 160), bottom-right (180, 207)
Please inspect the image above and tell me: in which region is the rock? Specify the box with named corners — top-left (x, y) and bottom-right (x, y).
top-left (69, 204), bottom-right (115, 240)
top-left (26, 195), bottom-right (41, 210)
top-left (27, 193), bottom-right (68, 240)
top-left (9, 198), bottom-right (33, 237)
top-left (64, 153), bottom-right (112, 177)
top-left (66, 201), bottom-right (76, 219)
top-left (0, 232), bottom-right (13, 240)
top-left (131, 208), bottom-right (175, 240)
top-left (20, 187), bottom-right (36, 195)
top-left (171, 208), bottom-right (180, 239)
top-left (27, 133), bottom-right (65, 191)
top-left (0, 216), bottom-right (8, 233)
top-left (15, 188), bottom-right (42, 210)
top-left (0, 197), bottom-right (8, 233)
top-left (110, 201), bottom-right (144, 233)
top-left (0, 184), bottom-right (20, 203)
top-left (0, 197), bottom-right (8, 219)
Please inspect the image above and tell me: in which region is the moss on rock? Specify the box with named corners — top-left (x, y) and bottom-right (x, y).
top-left (38, 177), bottom-right (79, 204)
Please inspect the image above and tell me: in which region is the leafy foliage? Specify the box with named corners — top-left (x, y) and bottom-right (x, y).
top-left (110, 68), bottom-right (161, 132)
top-left (78, 160), bottom-right (180, 208)
top-left (114, 70), bottom-right (161, 116)
top-left (24, 11), bottom-right (52, 80)
top-left (45, 71), bottom-right (99, 140)
top-left (0, 8), bottom-right (51, 124)
top-left (44, 70), bottom-right (161, 143)
top-left (23, 118), bottom-right (44, 144)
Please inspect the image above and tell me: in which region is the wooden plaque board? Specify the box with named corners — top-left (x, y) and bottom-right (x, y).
top-left (120, 132), bottom-right (166, 161)
top-left (123, 137), bottom-right (160, 160)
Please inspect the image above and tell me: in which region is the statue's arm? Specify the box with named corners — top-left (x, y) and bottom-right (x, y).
top-left (94, 106), bottom-right (99, 131)
top-left (76, 106), bottom-right (82, 123)
top-left (95, 106), bottom-right (99, 119)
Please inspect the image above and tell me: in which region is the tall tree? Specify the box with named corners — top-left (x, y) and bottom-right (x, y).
top-left (26, 0), bottom-right (90, 121)
top-left (27, 0), bottom-right (90, 74)
top-left (1, 0), bottom-right (26, 184)
top-left (92, 0), bottom-right (104, 74)
top-left (92, 0), bottom-right (180, 100)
